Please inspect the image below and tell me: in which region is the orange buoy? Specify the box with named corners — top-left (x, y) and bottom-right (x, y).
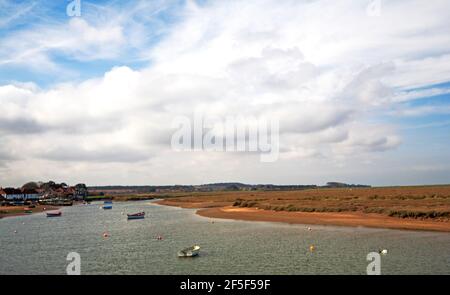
top-left (103, 232), bottom-right (109, 238)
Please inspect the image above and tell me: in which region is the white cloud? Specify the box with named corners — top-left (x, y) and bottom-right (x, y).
top-left (1, 0), bottom-right (450, 186)
top-left (391, 105), bottom-right (450, 117)
top-left (0, 18), bottom-right (125, 70)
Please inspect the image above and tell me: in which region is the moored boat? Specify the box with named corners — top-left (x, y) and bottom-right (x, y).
top-left (178, 245), bottom-right (200, 257)
top-left (127, 212), bottom-right (145, 220)
top-left (46, 211), bottom-right (62, 217)
top-left (103, 205), bottom-right (112, 210)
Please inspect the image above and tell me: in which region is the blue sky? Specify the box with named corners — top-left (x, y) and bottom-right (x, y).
top-left (0, 0), bottom-right (450, 186)
top-left (0, 0), bottom-right (186, 85)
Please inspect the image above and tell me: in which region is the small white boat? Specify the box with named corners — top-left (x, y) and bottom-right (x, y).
top-left (380, 249), bottom-right (388, 255)
top-left (178, 245), bottom-right (200, 257)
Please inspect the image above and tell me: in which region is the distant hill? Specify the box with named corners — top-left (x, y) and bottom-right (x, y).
top-left (88, 182), bottom-right (370, 195)
top-left (325, 182), bottom-right (371, 188)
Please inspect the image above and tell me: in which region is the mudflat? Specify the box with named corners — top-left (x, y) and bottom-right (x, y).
top-left (196, 207), bottom-right (450, 232)
top-left (0, 205), bottom-right (60, 219)
top-left (156, 186), bottom-right (450, 232)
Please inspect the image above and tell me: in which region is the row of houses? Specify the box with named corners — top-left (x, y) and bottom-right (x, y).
top-left (0, 185), bottom-right (88, 202)
top-left (0, 188), bottom-right (40, 201)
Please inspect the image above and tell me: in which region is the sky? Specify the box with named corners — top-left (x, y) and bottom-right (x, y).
top-left (1, 0), bottom-right (450, 187)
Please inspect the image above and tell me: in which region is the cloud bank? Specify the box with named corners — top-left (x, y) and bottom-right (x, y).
top-left (1, 0), bottom-right (450, 186)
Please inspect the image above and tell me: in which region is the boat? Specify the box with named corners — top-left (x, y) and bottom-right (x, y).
top-left (46, 211), bottom-right (62, 217)
top-left (104, 200), bottom-right (113, 204)
top-left (178, 245), bottom-right (200, 257)
top-left (40, 199), bottom-right (73, 206)
top-left (24, 208), bottom-right (33, 214)
top-left (103, 205), bottom-right (112, 210)
top-left (127, 212), bottom-right (145, 220)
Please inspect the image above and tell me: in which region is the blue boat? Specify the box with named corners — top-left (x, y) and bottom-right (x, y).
top-left (103, 205), bottom-right (112, 210)
top-left (104, 200), bottom-right (113, 204)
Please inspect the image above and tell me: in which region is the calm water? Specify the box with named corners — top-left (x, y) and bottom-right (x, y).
top-left (0, 200), bottom-right (449, 275)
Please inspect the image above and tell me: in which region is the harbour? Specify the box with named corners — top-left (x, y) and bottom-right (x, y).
top-left (0, 200), bottom-right (449, 275)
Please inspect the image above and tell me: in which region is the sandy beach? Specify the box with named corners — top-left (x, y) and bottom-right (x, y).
top-left (0, 205), bottom-right (60, 219)
top-left (197, 206), bottom-right (450, 232)
top-left (157, 191), bottom-right (450, 232)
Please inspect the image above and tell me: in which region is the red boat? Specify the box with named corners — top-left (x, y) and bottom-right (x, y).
top-left (127, 212), bottom-right (145, 220)
top-left (46, 211), bottom-right (62, 217)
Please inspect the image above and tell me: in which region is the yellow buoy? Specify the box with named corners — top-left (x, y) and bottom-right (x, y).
top-left (309, 245), bottom-right (315, 252)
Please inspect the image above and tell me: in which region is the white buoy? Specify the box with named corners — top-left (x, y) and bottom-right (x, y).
top-left (307, 227), bottom-right (312, 231)
top-left (381, 249), bottom-right (388, 255)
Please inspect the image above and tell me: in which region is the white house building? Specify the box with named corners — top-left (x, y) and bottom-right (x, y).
top-left (1, 188), bottom-right (24, 200)
top-left (0, 188), bottom-right (40, 201)
top-left (22, 189), bottom-right (40, 200)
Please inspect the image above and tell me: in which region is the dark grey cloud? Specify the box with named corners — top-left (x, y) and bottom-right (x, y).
top-left (55, 116), bottom-right (126, 135)
top-left (0, 145), bottom-right (18, 167)
top-left (0, 115), bottom-right (125, 136)
top-left (0, 118), bottom-right (46, 134)
top-left (0, 151), bottom-right (16, 161)
top-left (40, 146), bottom-right (151, 163)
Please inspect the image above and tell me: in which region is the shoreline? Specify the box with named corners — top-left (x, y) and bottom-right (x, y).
top-left (156, 200), bottom-right (450, 232)
top-left (4, 198), bottom-right (448, 232)
top-left (0, 205), bottom-right (61, 219)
